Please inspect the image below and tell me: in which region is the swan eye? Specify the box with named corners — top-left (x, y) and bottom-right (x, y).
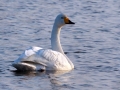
top-left (61, 17), bottom-right (64, 19)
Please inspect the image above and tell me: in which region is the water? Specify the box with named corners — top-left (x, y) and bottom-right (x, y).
top-left (0, 0), bottom-right (120, 90)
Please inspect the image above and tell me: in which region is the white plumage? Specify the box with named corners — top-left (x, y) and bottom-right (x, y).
top-left (12, 14), bottom-right (75, 71)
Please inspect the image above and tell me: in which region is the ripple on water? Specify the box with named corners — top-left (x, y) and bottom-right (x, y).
top-left (0, 0), bottom-right (120, 90)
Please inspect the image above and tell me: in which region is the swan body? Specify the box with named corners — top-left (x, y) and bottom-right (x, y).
top-left (12, 14), bottom-right (75, 71)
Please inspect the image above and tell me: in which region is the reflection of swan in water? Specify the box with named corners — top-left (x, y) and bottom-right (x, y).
top-left (12, 70), bottom-right (71, 76)
top-left (12, 70), bottom-right (72, 89)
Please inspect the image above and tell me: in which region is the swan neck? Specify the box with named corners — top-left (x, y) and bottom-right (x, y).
top-left (51, 25), bottom-right (64, 54)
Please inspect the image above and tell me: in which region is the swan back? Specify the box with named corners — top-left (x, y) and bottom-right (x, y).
top-left (12, 47), bottom-right (74, 70)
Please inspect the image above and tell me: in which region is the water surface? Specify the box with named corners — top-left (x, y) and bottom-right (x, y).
top-left (0, 0), bottom-right (120, 90)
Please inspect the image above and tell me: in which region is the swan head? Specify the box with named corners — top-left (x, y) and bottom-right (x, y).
top-left (54, 14), bottom-right (75, 28)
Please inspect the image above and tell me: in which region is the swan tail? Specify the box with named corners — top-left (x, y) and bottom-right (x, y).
top-left (12, 61), bottom-right (46, 71)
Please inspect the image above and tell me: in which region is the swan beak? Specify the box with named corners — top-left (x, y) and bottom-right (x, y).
top-left (64, 17), bottom-right (75, 24)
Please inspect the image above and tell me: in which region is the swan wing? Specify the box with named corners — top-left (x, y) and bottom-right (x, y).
top-left (12, 46), bottom-right (72, 70)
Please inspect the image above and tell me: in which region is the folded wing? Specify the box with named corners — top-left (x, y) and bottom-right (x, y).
top-left (12, 46), bottom-right (71, 71)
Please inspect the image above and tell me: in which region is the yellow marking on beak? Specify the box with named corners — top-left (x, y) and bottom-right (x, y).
top-left (64, 17), bottom-right (69, 24)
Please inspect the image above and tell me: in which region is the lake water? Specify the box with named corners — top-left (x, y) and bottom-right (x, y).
top-left (0, 0), bottom-right (120, 90)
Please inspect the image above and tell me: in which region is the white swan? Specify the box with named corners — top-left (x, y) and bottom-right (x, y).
top-left (12, 14), bottom-right (75, 71)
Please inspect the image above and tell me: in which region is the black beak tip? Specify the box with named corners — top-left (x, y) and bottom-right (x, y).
top-left (69, 20), bottom-right (75, 24)
top-left (71, 22), bottom-right (75, 24)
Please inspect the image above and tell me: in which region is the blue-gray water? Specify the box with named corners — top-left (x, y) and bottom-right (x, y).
top-left (0, 0), bottom-right (120, 90)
